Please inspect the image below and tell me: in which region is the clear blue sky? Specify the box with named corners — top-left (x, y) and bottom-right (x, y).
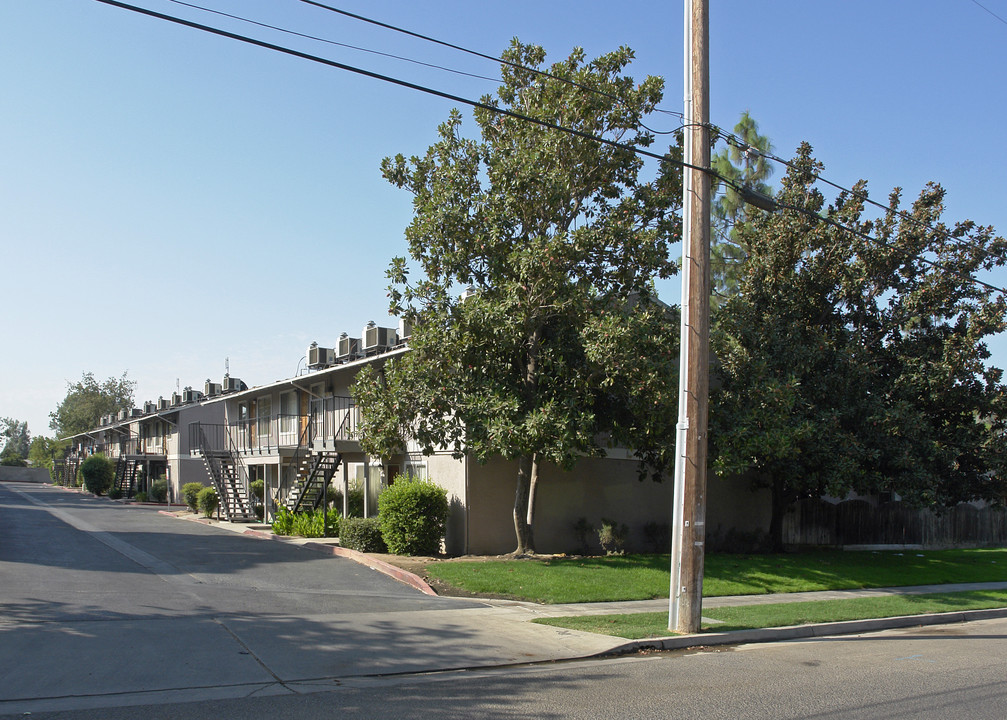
top-left (2, 0), bottom-right (1006, 438)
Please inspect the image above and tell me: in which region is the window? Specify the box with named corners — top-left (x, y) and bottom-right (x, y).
top-left (257, 396), bottom-right (272, 438)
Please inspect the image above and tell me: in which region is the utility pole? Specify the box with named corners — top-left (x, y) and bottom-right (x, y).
top-left (669, 0), bottom-right (711, 635)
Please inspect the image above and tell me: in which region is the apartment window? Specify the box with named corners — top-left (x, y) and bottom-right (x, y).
top-left (257, 396), bottom-right (272, 438)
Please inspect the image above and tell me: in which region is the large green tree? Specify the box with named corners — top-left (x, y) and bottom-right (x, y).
top-left (1, 418), bottom-right (30, 465)
top-left (352, 41), bottom-right (682, 554)
top-left (711, 143), bottom-right (1007, 549)
top-left (49, 371), bottom-right (135, 439)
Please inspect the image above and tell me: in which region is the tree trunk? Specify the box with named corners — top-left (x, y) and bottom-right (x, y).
top-left (513, 454), bottom-right (536, 555)
top-left (768, 476), bottom-right (789, 553)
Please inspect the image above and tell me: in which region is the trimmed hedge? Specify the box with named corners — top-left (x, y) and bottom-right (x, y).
top-left (377, 479), bottom-right (449, 556)
top-left (339, 517), bottom-right (386, 553)
top-left (80, 454), bottom-right (115, 496)
top-left (197, 487), bottom-right (218, 518)
top-left (182, 482), bottom-right (204, 512)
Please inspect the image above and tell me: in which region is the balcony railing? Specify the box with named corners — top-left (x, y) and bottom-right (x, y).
top-left (189, 396), bottom-right (360, 456)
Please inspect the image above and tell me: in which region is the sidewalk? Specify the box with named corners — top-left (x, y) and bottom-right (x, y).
top-left (160, 506), bottom-right (1007, 655)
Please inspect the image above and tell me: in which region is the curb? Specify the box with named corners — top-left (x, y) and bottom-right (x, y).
top-left (598, 606), bottom-right (1007, 656)
top-left (160, 511), bottom-right (437, 596)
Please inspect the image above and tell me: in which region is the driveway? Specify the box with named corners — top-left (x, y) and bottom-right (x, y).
top-left (0, 482), bottom-right (621, 715)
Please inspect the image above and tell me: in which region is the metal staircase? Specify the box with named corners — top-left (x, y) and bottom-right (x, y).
top-left (114, 455), bottom-right (140, 497)
top-left (283, 420), bottom-right (341, 513)
top-left (191, 423), bottom-right (255, 522)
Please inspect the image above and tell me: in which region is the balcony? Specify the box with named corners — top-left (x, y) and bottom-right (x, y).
top-left (190, 396), bottom-right (360, 456)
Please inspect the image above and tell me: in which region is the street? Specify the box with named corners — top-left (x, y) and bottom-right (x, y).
top-left (2, 481), bottom-right (1006, 719)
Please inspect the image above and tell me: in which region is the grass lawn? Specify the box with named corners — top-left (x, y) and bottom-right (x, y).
top-left (531, 590), bottom-right (1007, 639)
top-left (425, 548), bottom-right (1007, 604)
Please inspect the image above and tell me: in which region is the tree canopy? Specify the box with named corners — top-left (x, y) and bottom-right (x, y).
top-left (352, 41), bottom-right (682, 554)
top-left (1, 418), bottom-right (30, 466)
top-left (711, 143), bottom-right (1007, 548)
top-left (49, 371), bottom-right (135, 439)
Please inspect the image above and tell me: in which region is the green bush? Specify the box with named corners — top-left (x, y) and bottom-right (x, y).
top-left (598, 518), bottom-right (628, 556)
top-left (250, 479), bottom-right (265, 520)
top-left (377, 479), bottom-right (449, 556)
top-left (326, 485), bottom-right (342, 509)
top-left (272, 507), bottom-right (295, 535)
top-left (339, 517), bottom-right (386, 553)
top-left (133, 491), bottom-right (148, 503)
top-left (80, 454), bottom-right (115, 496)
top-left (197, 487), bottom-right (218, 518)
top-left (182, 482), bottom-right (204, 512)
top-left (271, 507), bottom-right (339, 537)
top-left (150, 479), bottom-right (168, 503)
top-left (107, 486), bottom-right (123, 500)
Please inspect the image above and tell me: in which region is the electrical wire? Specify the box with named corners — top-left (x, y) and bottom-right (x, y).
top-left (297, 0), bottom-right (685, 136)
top-left (92, 0), bottom-right (1007, 296)
top-left (167, 0), bottom-right (501, 83)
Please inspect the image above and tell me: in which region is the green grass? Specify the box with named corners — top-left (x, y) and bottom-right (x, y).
top-left (531, 590), bottom-right (1007, 639)
top-left (426, 549), bottom-right (1007, 604)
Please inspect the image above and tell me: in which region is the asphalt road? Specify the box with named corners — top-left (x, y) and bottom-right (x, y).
top-left (4, 615), bottom-right (1007, 719)
top-left (0, 482), bottom-right (618, 716)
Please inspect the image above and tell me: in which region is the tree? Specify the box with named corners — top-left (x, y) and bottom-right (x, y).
top-left (711, 143), bottom-right (1007, 549)
top-left (0, 418), bottom-right (30, 465)
top-left (709, 111), bottom-right (774, 302)
top-left (28, 435), bottom-right (66, 478)
top-left (352, 41), bottom-right (682, 555)
top-left (49, 372), bottom-right (135, 438)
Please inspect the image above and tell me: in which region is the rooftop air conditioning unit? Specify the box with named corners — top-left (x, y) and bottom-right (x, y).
top-left (182, 387), bottom-right (203, 404)
top-left (362, 321), bottom-right (397, 354)
top-left (337, 333), bottom-right (361, 361)
top-left (117, 409), bottom-right (129, 421)
top-left (204, 380), bottom-right (222, 397)
top-left (397, 318), bottom-right (413, 343)
top-left (143, 401), bottom-right (156, 414)
top-left (130, 408), bottom-right (143, 418)
top-left (308, 343), bottom-right (335, 369)
top-left (156, 397), bottom-right (170, 411)
top-left (171, 392), bottom-right (182, 407)
top-left (222, 374), bottom-right (245, 392)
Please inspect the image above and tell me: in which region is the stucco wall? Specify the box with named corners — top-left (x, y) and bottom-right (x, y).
top-left (461, 457), bottom-right (773, 556)
top-left (0, 466), bottom-right (51, 483)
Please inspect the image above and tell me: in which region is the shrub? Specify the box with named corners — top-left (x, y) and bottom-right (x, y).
top-left (250, 479), bottom-right (265, 520)
top-left (326, 485), bottom-right (342, 510)
top-left (377, 479), bottom-right (449, 556)
top-left (197, 487), bottom-right (218, 518)
top-left (346, 488), bottom-right (365, 517)
top-left (133, 491), bottom-right (148, 503)
top-left (339, 517), bottom-right (386, 553)
top-left (272, 507), bottom-right (295, 535)
top-left (80, 454), bottom-right (115, 496)
top-left (182, 482), bottom-right (204, 512)
top-left (107, 486), bottom-right (123, 500)
top-left (150, 479), bottom-right (168, 503)
top-left (598, 518), bottom-right (628, 555)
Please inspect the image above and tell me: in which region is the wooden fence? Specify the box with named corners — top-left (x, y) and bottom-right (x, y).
top-left (783, 498), bottom-right (1007, 548)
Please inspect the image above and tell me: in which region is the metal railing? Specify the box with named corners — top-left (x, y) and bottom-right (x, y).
top-left (188, 396), bottom-right (360, 457)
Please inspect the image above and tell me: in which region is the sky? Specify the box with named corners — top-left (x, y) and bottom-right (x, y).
top-left (2, 0), bottom-right (1006, 438)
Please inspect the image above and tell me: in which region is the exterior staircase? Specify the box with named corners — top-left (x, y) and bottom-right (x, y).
top-left (114, 455), bottom-right (140, 497)
top-left (191, 423), bottom-right (255, 522)
top-left (284, 450), bottom-right (342, 513)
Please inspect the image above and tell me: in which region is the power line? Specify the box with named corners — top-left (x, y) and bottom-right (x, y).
top-left (92, 0), bottom-right (1006, 296)
top-left (166, 0), bottom-right (502, 83)
top-left (970, 0), bottom-right (1007, 26)
top-left (92, 0), bottom-right (702, 171)
top-left (298, 0), bottom-right (685, 136)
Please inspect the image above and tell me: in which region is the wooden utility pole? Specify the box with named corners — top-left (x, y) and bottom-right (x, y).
top-left (669, 0), bottom-right (710, 635)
